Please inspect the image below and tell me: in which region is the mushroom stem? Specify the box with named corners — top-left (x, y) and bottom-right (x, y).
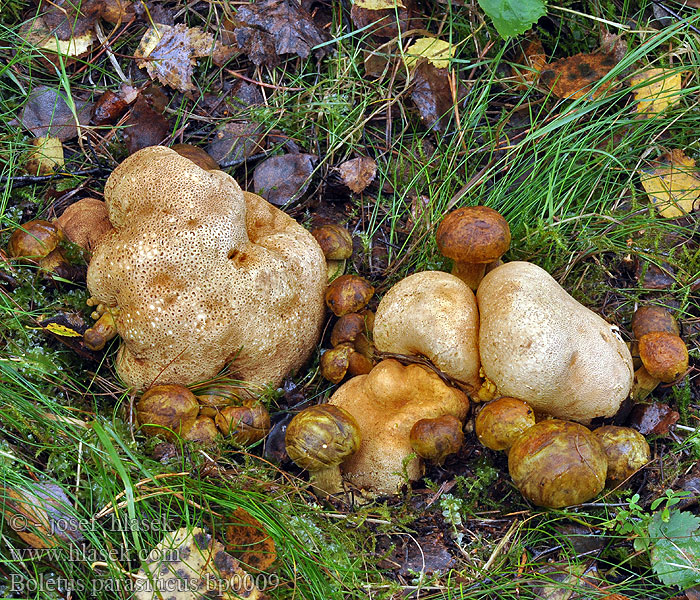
top-left (451, 262), bottom-right (487, 291)
top-left (631, 365), bottom-right (659, 402)
top-left (84, 309), bottom-right (119, 351)
top-left (309, 465), bottom-right (344, 496)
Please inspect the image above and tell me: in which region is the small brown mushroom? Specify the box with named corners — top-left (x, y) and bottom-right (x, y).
top-left (632, 331), bottom-right (688, 401)
top-left (6, 220), bottom-right (71, 275)
top-left (171, 143), bottom-right (220, 171)
top-left (321, 344), bottom-right (373, 383)
top-left (311, 224), bottom-right (353, 260)
top-left (136, 385), bottom-right (200, 441)
top-left (592, 425), bottom-right (650, 485)
top-left (409, 415), bottom-right (464, 465)
top-left (325, 274), bottom-right (374, 317)
top-left (55, 198), bottom-right (114, 255)
top-left (215, 402), bottom-right (271, 445)
top-left (183, 416), bottom-right (220, 444)
top-left (475, 397), bottom-right (536, 451)
top-left (631, 305), bottom-right (680, 340)
top-left (83, 302), bottom-right (119, 351)
top-left (436, 206), bottom-right (511, 290)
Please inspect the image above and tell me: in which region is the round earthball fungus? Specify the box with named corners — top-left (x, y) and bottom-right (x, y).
top-left (436, 206), bottom-right (511, 290)
top-left (592, 425), bottom-right (650, 485)
top-left (285, 405), bottom-right (361, 495)
top-left (475, 397), bottom-right (536, 451)
top-left (136, 384), bottom-right (200, 441)
top-left (409, 415), bottom-right (464, 465)
top-left (373, 271), bottom-right (480, 390)
top-left (325, 274), bottom-right (374, 317)
top-left (86, 146), bottom-right (326, 390)
top-left (508, 419), bottom-right (607, 508)
top-left (477, 261), bottom-right (633, 424)
top-left (55, 198), bottom-right (113, 255)
top-left (329, 359), bottom-right (470, 494)
top-left (215, 402), bottom-right (271, 445)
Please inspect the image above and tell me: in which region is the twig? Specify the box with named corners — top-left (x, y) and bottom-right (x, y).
top-left (1, 166), bottom-right (108, 188)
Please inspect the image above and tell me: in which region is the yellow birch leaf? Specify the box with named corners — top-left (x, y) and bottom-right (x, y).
top-left (44, 323), bottom-right (83, 337)
top-left (403, 38), bottom-right (454, 70)
top-left (354, 0), bottom-right (405, 8)
top-left (630, 68), bottom-right (683, 115)
top-left (639, 150), bottom-right (700, 218)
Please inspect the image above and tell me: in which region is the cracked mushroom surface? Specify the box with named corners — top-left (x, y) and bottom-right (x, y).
top-left (86, 146), bottom-right (326, 390)
top-left (328, 359), bottom-right (470, 494)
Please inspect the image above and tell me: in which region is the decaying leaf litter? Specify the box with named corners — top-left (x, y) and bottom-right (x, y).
top-left (0, 0), bottom-right (699, 599)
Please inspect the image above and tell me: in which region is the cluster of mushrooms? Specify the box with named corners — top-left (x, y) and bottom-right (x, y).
top-left (6, 146), bottom-right (690, 508)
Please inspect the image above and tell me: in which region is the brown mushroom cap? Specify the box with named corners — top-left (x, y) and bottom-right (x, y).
top-left (631, 306), bottom-right (679, 340)
top-left (638, 331), bottom-right (688, 383)
top-left (86, 146), bottom-right (326, 390)
top-left (7, 220), bottom-right (62, 259)
top-left (477, 261), bottom-right (634, 424)
top-left (373, 271), bottom-right (480, 390)
top-left (171, 143), bottom-right (220, 171)
top-left (436, 206), bottom-right (511, 264)
top-left (311, 224), bottom-right (353, 260)
top-left (328, 359), bottom-right (469, 494)
top-left (475, 397), bottom-right (536, 451)
top-left (592, 425), bottom-right (650, 485)
top-left (325, 274), bottom-right (374, 317)
top-left (136, 384), bottom-right (200, 441)
top-left (409, 414), bottom-right (464, 465)
top-left (56, 198), bottom-right (114, 254)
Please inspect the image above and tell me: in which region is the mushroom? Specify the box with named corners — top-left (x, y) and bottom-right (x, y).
top-left (215, 402), bottom-right (271, 445)
top-left (592, 425), bottom-right (650, 485)
top-left (631, 305), bottom-right (680, 340)
top-left (328, 359), bottom-right (470, 494)
top-left (183, 416), bottom-right (220, 444)
top-left (324, 274), bottom-right (374, 317)
top-left (321, 311), bottom-right (376, 383)
top-left (508, 419), bottom-right (607, 508)
top-left (6, 219), bottom-right (69, 275)
top-left (311, 224), bottom-right (353, 281)
top-left (475, 397), bottom-right (536, 451)
top-left (436, 206), bottom-right (511, 290)
top-left (55, 198), bottom-right (114, 255)
top-left (373, 271), bottom-right (481, 391)
top-left (477, 261), bottom-right (634, 424)
top-left (409, 415), bottom-right (464, 465)
top-left (86, 146), bottom-right (326, 390)
top-left (633, 331), bottom-right (688, 401)
top-left (171, 143), bottom-right (219, 171)
top-left (136, 384), bottom-right (200, 441)
top-left (285, 405), bottom-right (361, 495)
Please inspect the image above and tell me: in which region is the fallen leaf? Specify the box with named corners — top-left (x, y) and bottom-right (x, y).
top-left (355, 0), bottom-right (405, 8)
top-left (134, 527), bottom-right (263, 600)
top-left (631, 68), bottom-right (684, 115)
top-left (26, 137), bottom-right (64, 175)
top-left (15, 86), bottom-right (92, 141)
top-left (396, 531), bottom-right (456, 577)
top-left (20, 16), bottom-right (95, 57)
top-left (253, 154), bottom-right (316, 205)
top-left (540, 52), bottom-right (618, 100)
top-left (135, 23), bottom-right (216, 92)
top-left (477, 0), bottom-right (547, 38)
top-left (403, 37), bottom-right (454, 70)
top-left (232, 0), bottom-right (330, 67)
top-left (411, 63), bottom-right (455, 131)
top-left (207, 122), bottom-right (265, 165)
top-left (629, 402), bottom-right (679, 435)
top-left (122, 96), bottom-right (170, 155)
top-left (634, 258), bottom-right (676, 290)
top-left (338, 157), bottom-right (377, 193)
top-left (224, 508), bottom-right (277, 572)
top-left (39, 0), bottom-right (111, 39)
top-left (350, 0), bottom-right (418, 39)
top-left (1, 484), bottom-right (83, 548)
top-left (639, 149), bottom-right (700, 218)
top-left (512, 38), bottom-right (546, 89)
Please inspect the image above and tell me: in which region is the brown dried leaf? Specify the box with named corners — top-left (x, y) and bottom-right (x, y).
top-left (16, 86), bottom-right (92, 141)
top-left (512, 38), bottom-right (547, 89)
top-left (629, 402), bottom-right (679, 435)
top-left (540, 52), bottom-right (619, 100)
top-left (135, 24), bottom-right (216, 92)
top-left (207, 122), bottom-right (265, 164)
top-left (233, 0), bottom-right (330, 67)
top-left (411, 62), bottom-right (454, 131)
top-left (134, 527), bottom-right (263, 600)
top-left (253, 154), bottom-right (316, 205)
top-left (224, 508), bottom-right (277, 572)
top-left (634, 259), bottom-right (676, 290)
top-left (350, 0), bottom-right (418, 39)
top-left (396, 531), bottom-right (456, 577)
top-left (19, 16), bottom-right (95, 57)
top-left (122, 96), bottom-right (170, 155)
top-left (338, 157), bottom-right (377, 193)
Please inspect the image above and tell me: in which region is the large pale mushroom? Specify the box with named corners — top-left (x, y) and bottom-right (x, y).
top-left (477, 261), bottom-right (634, 423)
top-left (86, 146), bottom-right (327, 390)
top-left (328, 359), bottom-right (469, 494)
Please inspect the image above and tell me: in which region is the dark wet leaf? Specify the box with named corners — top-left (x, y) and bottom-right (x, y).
top-left (207, 122), bottom-right (265, 165)
top-left (540, 52), bottom-right (619, 100)
top-left (16, 86), bottom-right (92, 141)
top-left (338, 157), bottom-right (377, 194)
top-left (253, 154), bottom-right (316, 205)
top-left (411, 63), bottom-right (454, 131)
top-left (264, 414), bottom-right (293, 463)
top-left (629, 402), bottom-right (679, 435)
top-left (232, 0), bottom-right (330, 67)
top-left (91, 90), bottom-right (128, 125)
top-left (40, 0), bottom-right (131, 38)
top-left (224, 507), bottom-right (277, 572)
top-left (396, 531), bottom-right (456, 577)
top-left (556, 524), bottom-right (605, 555)
top-left (634, 258), bottom-right (676, 290)
top-left (135, 24), bottom-right (216, 92)
top-left (122, 96), bottom-right (170, 154)
top-left (350, 0), bottom-right (419, 39)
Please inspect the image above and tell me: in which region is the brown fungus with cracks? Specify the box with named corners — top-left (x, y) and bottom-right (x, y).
top-left (136, 384), bottom-right (200, 441)
top-left (475, 397), bottom-right (535, 451)
top-left (592, 425), bottom-right (650, 485)
top-left (409, 414), bottom-right (464, 465)
top-left (7, 219), bottom-right (69, 275)
top-left (633, 331), bottom-right (688, 401)
top-left (436, 206), bottom-right (511, 290)
top-left (325, 274), bottom-right (374, 316)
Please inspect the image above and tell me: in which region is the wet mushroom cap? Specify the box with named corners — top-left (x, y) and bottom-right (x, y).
top-left (638, 331), bottom-right (688, 383)
top-left (136, 384), bottom-right (200, 441)
top-left (436, 206), bottom-right (511, 264)
top-left (55, 198), bottom-right (113, 254)
top-left (7, 220), bottom-right (62, 259)
top-left (631, 306), bottom-right (679, 340)
top-left (592, 425), bottom-right (650, 484)
top-left (475, 397), bottom-right (536, 451)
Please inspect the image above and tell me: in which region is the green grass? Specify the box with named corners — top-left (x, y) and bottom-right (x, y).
top-left (1, 0), bottom-right (699, 598)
